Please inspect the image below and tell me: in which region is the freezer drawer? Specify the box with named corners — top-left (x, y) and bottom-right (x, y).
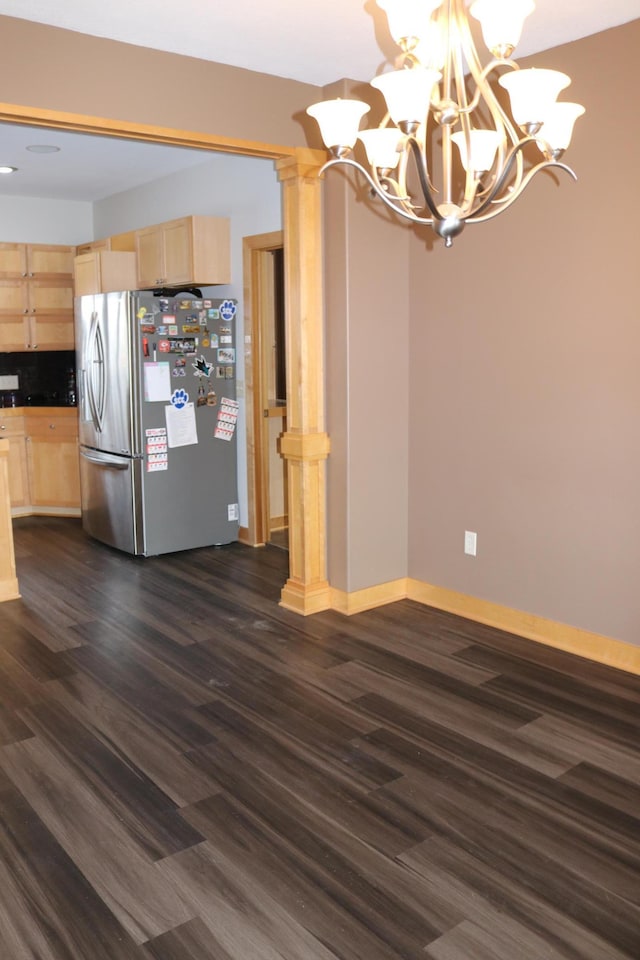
top-left (79, 447), bottom-right (144, 555)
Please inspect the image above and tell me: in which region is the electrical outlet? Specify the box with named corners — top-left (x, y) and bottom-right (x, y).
top-left (228, 503), bottom-right (239, 521)
top-left (464, 530), bottom-right (477, 556)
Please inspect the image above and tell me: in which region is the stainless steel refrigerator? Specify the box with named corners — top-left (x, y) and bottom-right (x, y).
top-left (75, 290), bottom-right (239, 556)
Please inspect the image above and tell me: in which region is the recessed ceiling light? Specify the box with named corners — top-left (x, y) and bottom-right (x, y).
top-left (26, 144), bottom-right (60, 154)
top-left (0, 165), bottom-right (17, 174)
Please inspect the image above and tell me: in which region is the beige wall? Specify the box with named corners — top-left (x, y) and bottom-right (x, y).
top-left (325, 165), bottom-right (411, 593)
top-left (322, 80), bottom-right (410, 594)
top-left (0, 16), bottom-right (320, 149)
top-left (407, 21), bottom-right (640, 646)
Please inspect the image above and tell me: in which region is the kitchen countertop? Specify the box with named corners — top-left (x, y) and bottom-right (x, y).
top-left (0, 406), bottom-right (78, 418)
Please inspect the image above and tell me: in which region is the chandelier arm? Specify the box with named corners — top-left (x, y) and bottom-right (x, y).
top-left (407, 137), bottom-right (443, 221)
top-left (318, 157), bottom-right (435, 225)
top-left (450, 27), bottom-right (479, 213)
top-left (394, 135), bottom-right (413, 206)
top-left (456, 59), bottom-right (518, 118)
top-left (440, 0), bottom-right (456, 206)
top-left (465, 136), bottom-right (540, 219)
top-left (456, 21), bottom-right (525, 204)
top-left (467, 160), bottom-right (577, 224)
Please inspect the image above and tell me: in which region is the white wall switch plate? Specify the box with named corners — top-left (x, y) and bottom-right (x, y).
top-left (464, 530), bottom-right (477, 556)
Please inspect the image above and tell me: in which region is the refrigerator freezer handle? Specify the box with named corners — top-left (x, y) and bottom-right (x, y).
top-left (80, 449), bottom-right (130, 470)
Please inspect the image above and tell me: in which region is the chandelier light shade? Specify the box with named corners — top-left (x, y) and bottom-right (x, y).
top-left (306, 0), bottom-right (585, 246)
top-left (306, 99), bottom-right (371, 153)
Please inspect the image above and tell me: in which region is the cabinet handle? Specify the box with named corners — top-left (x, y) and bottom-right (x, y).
top-left (0, 425), bottom-right (5, 431)
top-left (49, 424), bottom-right (56, 430)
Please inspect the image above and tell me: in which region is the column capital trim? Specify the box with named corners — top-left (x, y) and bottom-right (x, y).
top-left (276, 148), bottom-right (327, 182)
top-left (280, 431), bottom-right (330, 462)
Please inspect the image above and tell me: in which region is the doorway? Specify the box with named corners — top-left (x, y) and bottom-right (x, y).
top-left (243, 230), bottom-right (288, 548)
top-left (0, 102), bottom-right (330, 613)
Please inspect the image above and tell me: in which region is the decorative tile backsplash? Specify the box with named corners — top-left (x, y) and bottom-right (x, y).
top-left (0, 351), bottom-right (76, 404)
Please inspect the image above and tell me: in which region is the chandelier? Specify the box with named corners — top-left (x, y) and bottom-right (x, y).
top-left (306, 0), bottom-right (585, 247)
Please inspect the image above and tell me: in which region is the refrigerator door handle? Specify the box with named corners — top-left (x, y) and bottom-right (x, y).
top-left (87, 309), bottom-right (106, 433)
top-left (77, 367), bottom-right (87, 420)
top-left (80, 449), bottom-right (130, 470)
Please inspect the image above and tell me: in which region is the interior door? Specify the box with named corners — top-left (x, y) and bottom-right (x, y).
top-left (243, 232), bottom-right (288, 548)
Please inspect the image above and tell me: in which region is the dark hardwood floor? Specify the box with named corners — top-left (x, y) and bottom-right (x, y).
top-left (1, 516), bottom-right (639, 959)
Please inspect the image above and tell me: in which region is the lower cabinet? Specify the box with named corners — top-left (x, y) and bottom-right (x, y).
top-left (1, 409), bottom-right (81, 517)
top-left (0, 414), bottom-right (29, 508)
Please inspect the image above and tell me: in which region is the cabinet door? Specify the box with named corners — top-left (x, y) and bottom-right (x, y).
top-left (29, 316), bottom-right (75, 351)
top-left (0, 417), bottom-right (29, 507)
top-left (74, 253), bottom-right (101, 297)
top-left (27, 279), bottom-right (74, 350)
top-left (190, 216), bottom-right (231, 283)
top-left (0, 277), bottom-right (29, 347)
top-left (0, 279), bottom-right (74, 350)
top-left (27, 437), bottom-right (80, 507)
top-left (0, 243), bottom-right (28, 278)
top-left (75, 251), bottom-right (137, 296)
top-left (0, 317), bottom-right (28, 351)
top-left (26, 244), bottom-right (75, 278)
top-left (26, 416), bottom-right (80, 508)
top-left (7, 435), bottom-right (30, 507)
top-left (29, 278), bottom-right (74, 316)
top-left (136, 226), bottom-right (165, 287)
top-left (0, 278), bottom-right (29, 315)
top-left (162, 219), bottom-right (192, 284)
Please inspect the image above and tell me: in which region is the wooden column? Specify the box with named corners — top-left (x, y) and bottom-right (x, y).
top-left (276, 150), bottom-right (331, 614)
top-left (0, 439), bottom-right (20, 602)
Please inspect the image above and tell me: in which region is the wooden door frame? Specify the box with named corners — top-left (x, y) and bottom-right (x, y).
top-left (0, 104), bottom-right (331, 614)
top-left (242, 230), bottom-right (284, 547)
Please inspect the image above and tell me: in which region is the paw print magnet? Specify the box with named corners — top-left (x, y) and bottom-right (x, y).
top-left (170, 388), bottom-right (189, 410)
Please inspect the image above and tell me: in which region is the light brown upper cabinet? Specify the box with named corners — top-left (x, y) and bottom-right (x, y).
top-left (0, 243), bottom-right (74, 279)
top-left (135, 215), bottom-right (231, 288)
top-left (0, 275), bottom-right (74, 351)
top-left (74, 251), bottom-right (138, 296)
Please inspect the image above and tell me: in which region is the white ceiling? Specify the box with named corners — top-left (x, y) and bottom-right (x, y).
top-left (0, 0), bottom-right (637, 201)
top-left (0, 125), bottom-right (215, 202)
top-left (0, 0), bottom-right (637, 87)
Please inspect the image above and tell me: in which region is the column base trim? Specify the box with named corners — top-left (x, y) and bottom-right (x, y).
top-left (0, 579), bottom-right (20, 602)
top-left (327, 576), bottom-right (640, 676)
top-left (280, 578), bottom-right (331, 615)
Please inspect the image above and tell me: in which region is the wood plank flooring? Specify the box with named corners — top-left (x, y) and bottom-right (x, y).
top-left (1, 516), bottom-right (639, 959)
